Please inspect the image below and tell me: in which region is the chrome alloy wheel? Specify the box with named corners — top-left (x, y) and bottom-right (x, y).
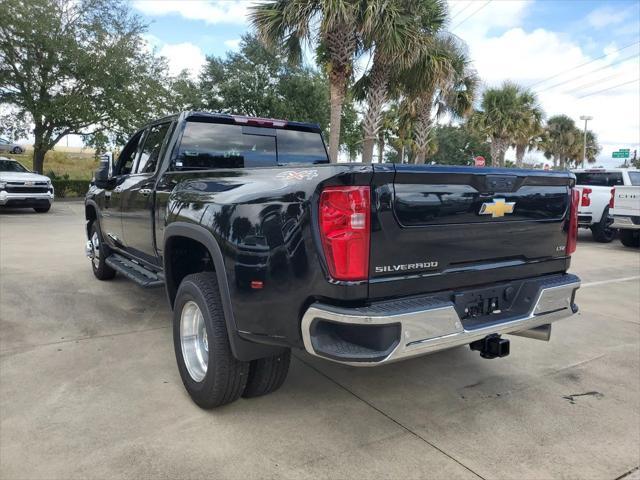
top-left (90, 231), bottom-right (101, 269)
top-left (180, 300), bottom-right (209, 382)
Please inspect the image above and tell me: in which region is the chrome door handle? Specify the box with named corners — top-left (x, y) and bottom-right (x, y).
top-left (139, 188), bottom-right (152, 196)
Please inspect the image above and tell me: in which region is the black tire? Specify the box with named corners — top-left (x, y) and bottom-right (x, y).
top-left (591, 208), bottom-right (615, 243)
top-left (620, 229), bottom-right (640, 248)
top-left (11, 146), bottom-right (23, 154)
top-left (33, 205), bottom-right (51, 213)
top-left (173, 272), bottom-right (249, 409)
top-left (89, 222), bottom-right (116, 280)
top-left (242, 349), bottom-right (291, 398)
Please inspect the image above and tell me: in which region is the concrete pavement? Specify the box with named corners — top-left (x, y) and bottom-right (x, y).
top-left (1, 201), bottom-right (638, 479)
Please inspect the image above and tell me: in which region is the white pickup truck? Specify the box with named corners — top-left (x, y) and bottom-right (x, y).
top-left (611, 180), bottom-right (640, 248)
top-left (573, 168), bottom-right (639, 243)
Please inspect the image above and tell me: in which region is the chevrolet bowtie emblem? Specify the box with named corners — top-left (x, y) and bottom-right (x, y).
top-left (479, 198), bottom-right (515, 218)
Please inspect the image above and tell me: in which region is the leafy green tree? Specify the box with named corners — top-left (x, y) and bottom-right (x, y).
top-left (168, 70), bottom-right (207, 112)
top-left (250, 0), bottom-right (360, 163)
top-left (199, 35), bottom-right (331, 132)
top-left (339, 95), bottom-right (362, 162)
top-left (360, 0), bottom-right (447, 163)
top-left (470, 82), bottom-right (537, 167)
top-left (429, 124), bottom-right (491, 166)
top-left (0, 0), bottom-right (170, 173)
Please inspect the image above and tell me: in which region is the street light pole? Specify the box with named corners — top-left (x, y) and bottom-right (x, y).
top-left (580, 115), bottom-right (593, 167)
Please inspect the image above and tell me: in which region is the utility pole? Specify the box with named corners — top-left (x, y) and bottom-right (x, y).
top-left (580, 115), bottom-right (593, 167)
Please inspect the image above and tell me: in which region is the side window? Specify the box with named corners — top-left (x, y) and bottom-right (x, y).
top-left (136, 123), bottom-right (172, 174)
top-left (608, 172), bottom-right (623, 186)
top-left (116, 131), bottom-right (144, 175)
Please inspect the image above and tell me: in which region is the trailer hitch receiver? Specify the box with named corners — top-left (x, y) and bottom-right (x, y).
top-left (470, 334), bottom-right (510, 359)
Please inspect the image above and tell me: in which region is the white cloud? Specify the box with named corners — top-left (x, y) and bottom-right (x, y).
top-left (159, 42), bottom-right (207, 78)
top-left (586, 6), bottom-right (627, 29)
top-left (133, 0), bottom-right (248, 25)
top-left (449, 0), bottom-right (532, 35)
top-left (223, 38), bottom-right (242, 50)
top-left (448, 1), bottom-right (640, 166)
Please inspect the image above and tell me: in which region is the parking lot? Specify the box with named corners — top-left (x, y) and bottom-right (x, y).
top-left (1, 201), bottom-right (638, 480)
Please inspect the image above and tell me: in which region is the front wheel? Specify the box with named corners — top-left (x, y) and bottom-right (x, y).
top-left (34, 205), bottom-right (51, 213)
top-left (620, 229), bottom-right (640, 248)
top-left (11, 146), bottom-right (23, 154)
top-left (89, 222), bottom-right (116, 280)
top-left (173, 272), bottom-right (249, 409)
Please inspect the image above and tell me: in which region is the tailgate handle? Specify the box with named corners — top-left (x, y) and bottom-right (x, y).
top-left (486, 175), bottom-right (517, 192)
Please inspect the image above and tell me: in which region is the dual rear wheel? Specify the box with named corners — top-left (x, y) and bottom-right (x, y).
top-left (173, 272), bottom-right (291, 409)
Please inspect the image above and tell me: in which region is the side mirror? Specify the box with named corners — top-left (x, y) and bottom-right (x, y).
top-left (94, 152), bottom-right (114, 188)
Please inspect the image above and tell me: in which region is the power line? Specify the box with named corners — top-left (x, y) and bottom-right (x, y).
top-left (528, 40), bottom-right (640, 88)
top-left (536, 53), bottom-right (639, 93)
top-left (451, 0), bottom-right (492, 30)
top-left (562, 73), bottom-right (627, 96)
top-left (577, 78), bottom-right (639, 99)
top-left (449, 1), bottom-right (474, 22)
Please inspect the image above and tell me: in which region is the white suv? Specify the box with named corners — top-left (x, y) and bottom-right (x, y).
top-left (572, 168), bottom-right (639, 243)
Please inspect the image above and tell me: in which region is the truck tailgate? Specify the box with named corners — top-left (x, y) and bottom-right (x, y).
top-left (369, 164), bottom-right (574, 299)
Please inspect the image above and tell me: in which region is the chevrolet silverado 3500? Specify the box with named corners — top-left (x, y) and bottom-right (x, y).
top-left (85, 112), bottom-right (581, 408)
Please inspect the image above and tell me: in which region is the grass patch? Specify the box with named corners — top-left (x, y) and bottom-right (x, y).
top-left (6, 146), bottom-right (99, 180)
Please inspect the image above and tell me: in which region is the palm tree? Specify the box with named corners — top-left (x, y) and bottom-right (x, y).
top-left (511, 91), bottom-right (543, 168)
top-left (249, 0), bottom-right (359, 163)
top-left (359, 0), bottom-right (448, 163)
top-left (540, 115), bottom-right (579, 169)
top-left (399, 34), bottom-right (478, 164)
top-left (471, 82), bottom-right (538, 167)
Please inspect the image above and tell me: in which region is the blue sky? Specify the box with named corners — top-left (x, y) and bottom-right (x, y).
top-left (132, 1), bottom-right (639, 165)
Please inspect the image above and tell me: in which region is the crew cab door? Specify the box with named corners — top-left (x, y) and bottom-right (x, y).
top-left (120, 121), bottom-right (173, 263)
top-left (101, 130), bottom-right (144, 247)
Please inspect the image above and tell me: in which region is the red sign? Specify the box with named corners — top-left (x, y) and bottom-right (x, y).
top-left (474, 156), bottom-right (485, 167)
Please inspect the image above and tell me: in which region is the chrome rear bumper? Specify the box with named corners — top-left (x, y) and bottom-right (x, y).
top-left (301, 275), bottom-right (580, 366)
top-left (611, 216), bottom-right (640, 230)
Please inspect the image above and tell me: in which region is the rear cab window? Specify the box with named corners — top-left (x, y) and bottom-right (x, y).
top-left (174, 120), bottom-right (328, 170)
top-left (575, 171), bottom-right (623, 187)
top-left (628, 172), bottom-right (640, 186)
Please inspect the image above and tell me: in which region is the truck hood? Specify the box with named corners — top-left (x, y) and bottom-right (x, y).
top-left (0, 172), bottom-right (51, 183)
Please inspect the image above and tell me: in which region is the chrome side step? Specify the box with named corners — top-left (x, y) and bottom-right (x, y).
top-left (105, 254), bottom-right (164, 288)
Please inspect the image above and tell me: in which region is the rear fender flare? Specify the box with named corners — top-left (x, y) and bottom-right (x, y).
top-left (163, 222), bottom-right (282, 361)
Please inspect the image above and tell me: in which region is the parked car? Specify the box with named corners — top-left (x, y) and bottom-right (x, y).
top-left (610, 173), bottom-right (640, 247)
top-left (0, 138), bottom-right (24, 154)
top-left (84, 111), bottom-right (581, 409)
top-left (0, 157), bottom-right (54, 212)
top-left (572, 168), bottom-right (639, 242)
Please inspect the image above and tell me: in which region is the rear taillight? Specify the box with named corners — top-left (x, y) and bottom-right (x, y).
top-left (609, 188), bottom-right (615, 209)
top-left (567, 188), bottom-right (580, 255)
top-left (580, 187), bottom-right (592, 206)
top-left (319, 186), bottom-right (370, 281)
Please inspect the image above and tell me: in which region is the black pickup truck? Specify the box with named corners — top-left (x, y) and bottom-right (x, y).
top-left (85, 111), bottom-right (581, 408)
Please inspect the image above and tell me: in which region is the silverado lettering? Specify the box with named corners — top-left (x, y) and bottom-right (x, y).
top-left (84, 111), bottom-right (581, 409)
top-left (374, 262), bottom-right (438, 273)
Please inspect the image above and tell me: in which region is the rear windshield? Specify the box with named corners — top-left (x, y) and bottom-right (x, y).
top-left (575, 171), bottom-right (623, 187)
top-left (628, 172), bottom-right (640, 186)
top-left (175, 121), bottom-right (328, 169)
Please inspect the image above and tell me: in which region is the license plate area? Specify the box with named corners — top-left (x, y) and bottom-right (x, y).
top-left (452, 281), bottom-right (533, 329)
